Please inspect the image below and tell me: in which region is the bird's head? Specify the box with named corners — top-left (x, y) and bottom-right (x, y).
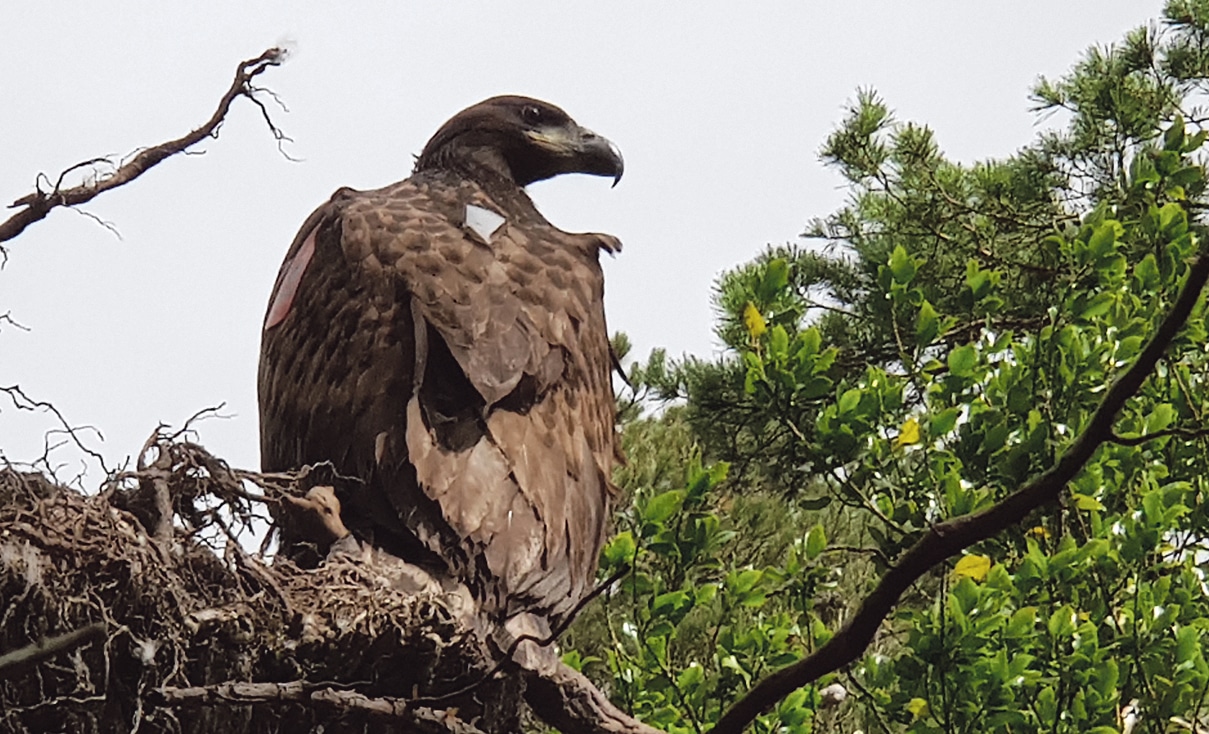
top-left (415, 96), bottom-right (624, 188)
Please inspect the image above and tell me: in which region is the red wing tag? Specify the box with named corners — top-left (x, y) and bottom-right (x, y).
top-left (264, 228), bottom-right (317, 330)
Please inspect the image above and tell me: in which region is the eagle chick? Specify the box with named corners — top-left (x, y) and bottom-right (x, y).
top-left (258, 96), bottom-right (624, 626)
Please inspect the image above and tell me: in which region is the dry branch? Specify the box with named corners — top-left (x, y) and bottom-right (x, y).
top-left (712, 250), bottom-right (1209, 733)
top-left (1, 384), bottom-right (109, 475)
top-left (0, 622), bottom-right (106, 680)
top-left (0, 47), bottom-right (287, 246)
top-left (154, 681), bottom-right (484, 734)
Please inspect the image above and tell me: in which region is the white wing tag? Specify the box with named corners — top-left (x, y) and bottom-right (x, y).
top-left (465, 204), bottom-right (506, 243)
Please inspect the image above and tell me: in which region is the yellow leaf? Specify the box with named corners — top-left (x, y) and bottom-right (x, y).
top-left (893, 417), bottom-right (921, 449)
top-left (953, 554), bottom-right (992, 582)
top-left (1027, 525), bottom-right (1050, 539)
top-left (906, 697), bottom-right (930, 721)
top-left (743, 302), bottom-right (766, 338)
top-left (1071, 493), bottom-right (1105, 512)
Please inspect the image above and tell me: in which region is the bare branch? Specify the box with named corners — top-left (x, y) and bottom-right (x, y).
top-left (0, 622), bottom-right (106, 679)
top-left (0, 384), bottom-right (109, 475)
top-left (712, 250), bottom-right (1209, 734)
top-left (0, 47), bottom-right (289, 245)
top-left (0, 311), bottom-right (30, 332)
top-left (153, 681), bottom-right (484, 733)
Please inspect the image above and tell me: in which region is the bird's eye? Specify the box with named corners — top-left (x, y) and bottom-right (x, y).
top-left (521, 105), bottom-right (543, 124)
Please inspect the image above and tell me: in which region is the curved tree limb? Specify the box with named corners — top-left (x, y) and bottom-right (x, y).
top-left (0, 47), bottom-right (288, 246)
top-left (0, 622), bottom-right (106, 680)
top-left (712, 249), bottom-right (1209, 734)
top-left (523, 663), bottom-right (665, 734)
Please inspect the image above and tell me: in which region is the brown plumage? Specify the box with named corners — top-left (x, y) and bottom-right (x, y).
top-left (258, 96), bottom-right (624, 624)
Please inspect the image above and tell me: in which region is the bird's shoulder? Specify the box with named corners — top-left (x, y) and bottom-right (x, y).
top-left (312, 174), bottom-right (612, 407)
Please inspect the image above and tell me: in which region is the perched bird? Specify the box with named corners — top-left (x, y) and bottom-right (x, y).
top-left (258, 96), bottom-right (624, 625)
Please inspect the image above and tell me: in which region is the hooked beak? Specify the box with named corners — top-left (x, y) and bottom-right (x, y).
top-left (525, 124), bottom-right (624, 187)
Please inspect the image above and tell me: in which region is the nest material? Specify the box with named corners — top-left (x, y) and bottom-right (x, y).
top-left (0, 437), bottom-right (515, 734)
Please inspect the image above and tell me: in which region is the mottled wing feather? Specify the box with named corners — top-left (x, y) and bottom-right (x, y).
top-left (260, 175), bottom-right (616, 620)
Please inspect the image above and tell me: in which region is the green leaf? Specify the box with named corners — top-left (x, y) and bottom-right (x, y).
top-left (768, 325), bottom-right (789, 357)
top-left (1078, 292), bottom-right (1114, 321)
top-left (728, 569), bottom-right (763, 595)
top-left (889, 245), bottom-right (917, 285)
top-left (1071, 493), bottom-right (1105, 512)
top-left (801, 376), bottom-right (832, 399)
top-left (1135, 253), bottom-right (1161, 290)
top-left (1047, 605), bottom-right (1076, 638)
top-left (838, 388), bottom-right (861, 414)
top-left (1116, 335), bottom-right (1144, 362)
top-left (1187, 129), bottom-right (1208, 153)
top-left (805, 523), bottom-right (827, 560)
top-left (917, 299), bottom-right (940, 346)
top-left (1169, 165), bottom-right (1203, 188)
top-left (651, 590), bottom-right (691, 619)
top-left (1036, 686), bottom-right (1056, 723)
top-left (929, 407), bottom-right (960, 437)
top-left (643, 490), bottom-right (685, 525)
top-left (1087, 221), bottom-right (1118, 257)
top-left (948, 344), bottom-right (978, 377)
top-left (1147, 403), bottom-right (1175, 434)
top-left (1165, 116), bottom-right (1187, 151)
top-left (677, 664), bottom-right (704, 691)
top-left (799, 495), bottom-right (832, 510)
top-left (1092, 659), bottom-right (1119, 699)
top-left (1005, 607), bottom-right (1037, 638)
top-left (603, 531), bottom-right (636, 565)
top-left (1176, 625), bottom-right (1199, 664)
top-left (966, 260), bottom-right (993, 299)
top-left (756, 258), bottom-right (790, 301)
top-left (798, 327), bottom-right (822, 360)
top-left (1159, 202), bottom-right (1187, 235)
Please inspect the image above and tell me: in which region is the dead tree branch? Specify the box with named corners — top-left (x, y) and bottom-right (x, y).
top-left (712, 249), bottom-right (1209, 734)
top-left (0, 622), bottom-right (106, 680)
top-left (153, 682), bottom-right (484, 734)
top-left (1, 384), bottom-right (109, 475)
top-left (0, 47), bottom-right (288, 245)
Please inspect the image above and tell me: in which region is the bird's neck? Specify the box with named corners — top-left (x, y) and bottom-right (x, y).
top-left (418, 141), bottom-right (517, 189)
top-left (415, 142), bottom-right (545, 220)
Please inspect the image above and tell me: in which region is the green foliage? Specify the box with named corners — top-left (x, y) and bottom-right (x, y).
top-left (567, 407), bottom-right (851, 732)
top-left (571, 5), bottom-right (1209, 733)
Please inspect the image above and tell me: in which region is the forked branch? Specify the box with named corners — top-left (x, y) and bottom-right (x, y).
top-left (0, 47), bottom-right (288, 245)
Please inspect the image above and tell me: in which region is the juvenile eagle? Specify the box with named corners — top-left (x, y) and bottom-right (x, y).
top-left (258, 96), bottom-right (623, 624)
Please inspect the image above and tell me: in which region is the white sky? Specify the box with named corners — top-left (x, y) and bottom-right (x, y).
top-left (0, 1), bottom-right (1166, 479)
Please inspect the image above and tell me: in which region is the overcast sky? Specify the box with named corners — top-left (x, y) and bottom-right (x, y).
top-left (0, 1), bottom-right (1167, 479)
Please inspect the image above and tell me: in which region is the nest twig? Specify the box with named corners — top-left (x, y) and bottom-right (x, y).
top-left (0, 430), bottom-right (661, 734)
top-left (0, 434), bottom-right (506, 734)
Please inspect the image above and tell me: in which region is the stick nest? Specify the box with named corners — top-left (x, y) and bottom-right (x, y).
top-left (0, 433), bottom-right (515, 734)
